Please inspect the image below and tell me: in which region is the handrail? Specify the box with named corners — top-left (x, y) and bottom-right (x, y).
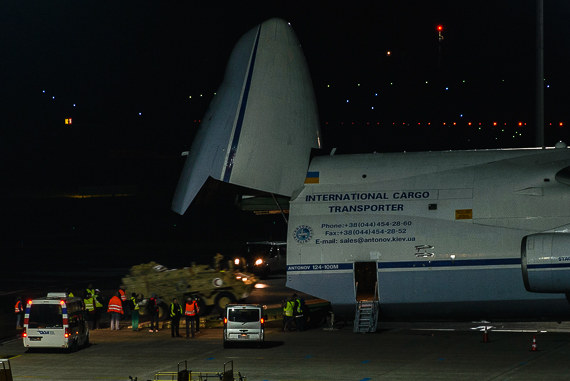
top-left (374, 280), bottom-right (378, 301)
top-left (354, 281), bottom-right (359, 300)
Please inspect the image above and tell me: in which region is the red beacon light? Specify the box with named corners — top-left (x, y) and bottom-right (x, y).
top-left (437, 25), bottom-right (444, 41)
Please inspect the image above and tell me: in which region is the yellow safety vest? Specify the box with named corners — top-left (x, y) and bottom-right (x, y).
top-left (131, 297), bottom-right (139, 311)
top-left (84, 297), bottom-right (95, 312)
top-left (94, 295), bottom-right (103, 308)
top-left (283, 300), bottom-right (294, 317)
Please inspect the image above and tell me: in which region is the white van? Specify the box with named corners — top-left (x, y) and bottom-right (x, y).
top-left (23, 292), bottom-right (89, 351)
top-left (223, 304), bottom-right (265, 348)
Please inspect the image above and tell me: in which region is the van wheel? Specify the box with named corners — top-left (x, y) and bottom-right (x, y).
top-left (223, 339), bottom-right (231, 349)
top-left (68, 339), bottom-right (79, 353)
top-left (214, 292), bottom-right (236, 315)
top-left (83, 333), bottom-right (90, 348)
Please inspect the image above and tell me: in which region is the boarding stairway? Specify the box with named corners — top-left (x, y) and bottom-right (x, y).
top-left (353, 281), bottom-right (379, 333)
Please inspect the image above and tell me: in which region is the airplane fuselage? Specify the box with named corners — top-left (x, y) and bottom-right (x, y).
top-left (286, 148), bottom-right (570, 320)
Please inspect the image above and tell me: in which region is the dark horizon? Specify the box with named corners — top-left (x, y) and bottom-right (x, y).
top-left (2, 1), bottom-right (570, 270)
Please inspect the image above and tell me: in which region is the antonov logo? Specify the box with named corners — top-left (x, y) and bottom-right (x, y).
top-left (293, 225), bottom-right (313, 243)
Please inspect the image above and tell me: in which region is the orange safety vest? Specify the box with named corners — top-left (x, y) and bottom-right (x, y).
top-left (118, 289), bottom-right (127, 301)
top-left (107, 296), bottom-right (124, 314)
top-left (184, 301), bottom-right (199, 316)
top-left (14, 300), bottom-right (23, 314)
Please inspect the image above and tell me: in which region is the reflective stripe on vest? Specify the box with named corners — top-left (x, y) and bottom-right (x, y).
top-left (119, 289), bottom-right (127, 301)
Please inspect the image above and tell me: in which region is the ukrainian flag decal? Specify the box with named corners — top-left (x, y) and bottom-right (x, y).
top-left (304, 171), bottom-right (319, 184)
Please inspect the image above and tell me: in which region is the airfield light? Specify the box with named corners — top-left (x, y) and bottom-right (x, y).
top-left (234, 258), bottom-right (240, 266)
top-left (437, 25), bottom-right (444, 41)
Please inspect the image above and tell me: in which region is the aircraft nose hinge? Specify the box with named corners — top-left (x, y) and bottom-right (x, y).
top-left (415, 245), bottom-right (435, 258)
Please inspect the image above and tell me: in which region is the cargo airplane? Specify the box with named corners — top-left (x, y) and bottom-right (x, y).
top-left (172, 18), bottom-right (570, 323)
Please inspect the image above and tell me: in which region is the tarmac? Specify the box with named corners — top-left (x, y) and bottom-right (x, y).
top-left (2, 320), bottom-right (570, 380)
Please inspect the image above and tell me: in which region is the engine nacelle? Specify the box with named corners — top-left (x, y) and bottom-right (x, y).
top-left (522, 233), bottom-right (570, 293)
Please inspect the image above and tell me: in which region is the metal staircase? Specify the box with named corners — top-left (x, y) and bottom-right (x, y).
top-left (353, 300), bottom-right (379, 333)
top-left (353, 281), bottom-right (379, 333)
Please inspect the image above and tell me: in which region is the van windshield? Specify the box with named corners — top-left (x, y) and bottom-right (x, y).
top-left (228, 308), bottom-right (260, 323)
top-left (28, 304), bottom-right (63, 328)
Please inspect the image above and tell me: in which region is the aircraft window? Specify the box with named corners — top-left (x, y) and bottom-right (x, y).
top-left (555, 167), bottom-right (570, 185)
top-left (362, 174), bottom-right (367, 178)
top-left (429, 204), bottom-right (437, 210)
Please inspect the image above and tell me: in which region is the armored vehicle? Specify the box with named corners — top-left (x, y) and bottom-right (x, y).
top-left (122, 261), bottom-right (257, 316)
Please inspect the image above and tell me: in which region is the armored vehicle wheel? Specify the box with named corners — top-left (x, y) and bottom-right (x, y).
top-left (214, 292), bottom-right (237, 315)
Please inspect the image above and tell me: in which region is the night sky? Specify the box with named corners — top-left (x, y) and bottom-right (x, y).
top-left (2, 1), bottom-right (570, 268)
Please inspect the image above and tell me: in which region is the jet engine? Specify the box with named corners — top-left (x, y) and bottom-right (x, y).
top-left (522, 233), bottom-right (570, 293)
